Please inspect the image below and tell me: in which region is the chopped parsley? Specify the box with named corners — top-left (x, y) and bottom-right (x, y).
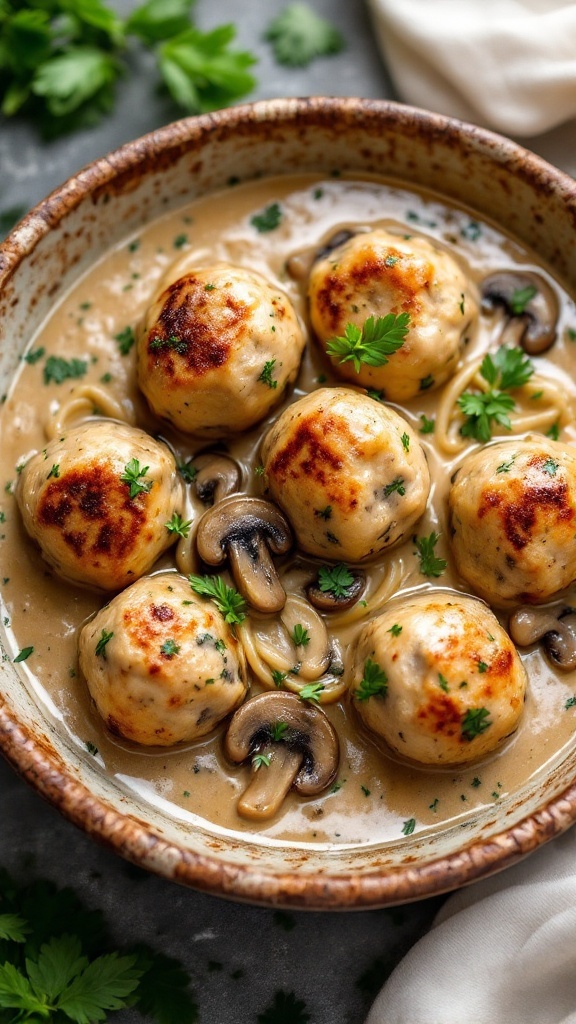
top-left (43, 356), bottom-right (87, 385)
top-left (290, 624), bottom-right (311, 647)
top-left (388, 623), bottom-right (402, 637)
top-left (160, 639), bottom-right (180, 658)
top-left (438, 673), bottom-right (449, 692)
top-left (400, 432), bottom-right (410, 451)
top-left (188, 574), bottom-right (246, 626)
top-left (402, 818), bottom-right (416, 836)
top-left (177, 461), bottom-right (198, 483)
top-left (298, 682), bottom-right (324, 703)
top-left (47, 464), bottom-right (60, 479)
top-left (252, 753), bottom-right (271, 770)
top-left (250, 202), bottom-right (282, 233)
top-left (95, 630), bottom-right (113, 659)
top-left (13, 646), bottom-right (34, 663)
top-left (543, 458), bottom-right (559, 476)
top-left (114, 325), bottom-right (135, 355)
top-left (326, 313), bottom-right (409, 372)
top-left (414, 531), bottom-right (447, 578)
top-left (509, 284), bottom-right (537, 315)
top-left (120, 458), bottom-right (153, 499)
top-left (383, 476), bottom-right (406, 498)
top-left (419, 413), bottom-right (435, 434)
top-left (316, 562), bottom-right (354, 598)
top-left (272, 669), bottom-right (288, 687)
top-left (258, 358), bottom-right (279, 389)
top-left (355, 659), bottom-right (388, 701)
top-left (24, 346), bottom-right (45, 365)
top-left (165, 512), bottom-right (193, 539)
top-left (270, 721), bottom-right (289, 742)
top-left (315, 505), bottom-right (332, 520)
top-left (564, 696), bottom-right (576, 709)
top-left (461, 707), bottom-right (492, 740)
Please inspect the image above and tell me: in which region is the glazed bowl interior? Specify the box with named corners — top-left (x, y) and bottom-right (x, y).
top-left (1, 97), bottom-right (576, 909)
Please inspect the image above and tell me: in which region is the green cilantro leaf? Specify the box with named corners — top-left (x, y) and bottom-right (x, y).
top-left (264, 3), bottom-right (344, 67)
top-left (414, 531), bottom-right (447, 578)
top-left (355, 659), bottom-right (388, 701)
top-left (188, 573), bottom-right (246, 626)
top-left (257, 989), bottom-right (311, 1024)
top-left (326, 313), bottom-right (409, 373)
top-left (120, 458), bottom-right (153, 499)
top-left (317, 563), bottom-right (354, 598)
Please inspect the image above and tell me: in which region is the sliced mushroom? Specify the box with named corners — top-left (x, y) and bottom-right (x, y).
top-left (286, 227), bottom-right (359, 281)
top-left (193, 452), bottom-right (241, 505)
top-left (224, 691), bottom-right (339, 819)
top-left (481, 270), bottom-right (559, 354)
top-left (509, 604), bottom-right (576, 670)
top-left (307, 566), bottom-right (365, 612)
top-left (196, 496), bottom-right (292, 613)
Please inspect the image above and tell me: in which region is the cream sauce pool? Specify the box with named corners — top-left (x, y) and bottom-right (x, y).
top-left (2, 174), bottom-right (576, 848)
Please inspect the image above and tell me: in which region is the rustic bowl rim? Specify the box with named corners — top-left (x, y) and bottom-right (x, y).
top-left (2, 95), bottom-right (576, 909)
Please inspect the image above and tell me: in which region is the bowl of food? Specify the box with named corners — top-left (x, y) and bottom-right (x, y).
top-left (2, 97), bottom-right (576, 909)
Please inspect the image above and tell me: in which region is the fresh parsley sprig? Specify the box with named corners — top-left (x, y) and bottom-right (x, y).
top-left (458, 345), bottom-right (535, 443)
top-left (120, 458), bottom-right (153, 499)
top-left (188, 573), bottom-right (246, 626)
top-left (414, 531), bottom-right (447, 578)
top-left (326, 313), bottom-right (409, 373)
top-left (316, 563), bottom-right (354, 598)
top-left (355, 659), bottom-right (388, 701)
top-left (0, 869), bottom-right (197, 1024)
top-left (264, 3), bottom-right (344, 67)
top-left (0, 0), bottom-right (257, 138)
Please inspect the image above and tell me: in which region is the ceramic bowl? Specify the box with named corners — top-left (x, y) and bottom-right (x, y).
top-left (2, 97), bottom-right (576, 909)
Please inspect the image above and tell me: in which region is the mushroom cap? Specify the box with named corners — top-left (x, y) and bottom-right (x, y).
top-left (196, 496), bottom-right (293, 613)
top-left (481, 270), bottom-right (559, 354)
top-left (306, 567), bottom-right (365, 611)
top-left (193, 452), bottom-right (241, 505)
top-left (509, 604), bottom-right (576, 671)
top-left (224, 691), bottom-right (339, 794)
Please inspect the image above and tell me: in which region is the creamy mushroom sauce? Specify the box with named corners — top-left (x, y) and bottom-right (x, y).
top-left (2, 173), bottom-right (576, 847)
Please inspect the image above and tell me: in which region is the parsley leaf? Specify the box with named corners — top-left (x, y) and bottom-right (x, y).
top-left (257, 989), bottom-right (311, 1024)
top-left (120, 458), bottom-right (153, 499)
top-left (355, 659), bottom-right (388, 701)
top-left (290, 624), bottom-right (311, 647)
top-left (250, 202), bottom-right (283, 233)
top-left (160, 638), bottom-right (180, 658)
top-left (114, 325), bottom-right (135, 355)
top-left (188, 573), bottom-right (246, 626)
top-left (414, 531), bottom-right (447, 578)
top-left (165, 512), bottom-right (193, 538)
top-left (43, 356), bottom-right (88, 385)
top-left (458, 346), bottom-right (535, 443)
top-left (95, 630), bottom-right (113, 659)
top-left (258, 358), bottom-right (279, 388)
top-left (13, 645), bottom-right (34, 663)
top-left (461, 707), bottom-right (492, 740)
top-left (158, 25), bottom-right (257, 115)
top-left (298, 682), bottom-right (324, 703)
top-left (264, 3), bottom-right (344, 67)
top-left (326, 313), bottom-right (409, 372)
top-left (317, 563), bottom-right (354, 598)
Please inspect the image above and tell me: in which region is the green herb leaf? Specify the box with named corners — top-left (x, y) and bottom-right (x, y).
top-left (258, 358), bottom-right (279, 388)
top-left (458, 346), bottom-right (535, 443)
top-left (0, 913), bottom-right (29, 943)
top-left (317, 563), bottom-right (354, 598)
top-left (461, 707), bottom-right (492, 740)
top-left (114, 325), bottom-right (135, 355)
top-left (188, 574), bottom-right (246, 626)
top-left (160, 639), bottom-right (180, 658)
top-left (270, 721), bottom-right (289, 742)
top-left (158, 25), bottom-right (257, 115)
top-left (32, 46), bottom-right (122, 118)
top-left (419, 414), bottom-right (435, 434)
top-left (120, 458), bottom-right (153, 499)
top-left (126, 0), bottom-right (194, 44)
top-left (355, 659), bottom-right (388, 701)
top-left (264, 2), bottom-right (344, 67)
top-left (402, 817), bottom-right (416, 836)
top-left (55, 949), bottom-right (142, 1023)
top-left (290, 623), bottom-right (311, 647)
top-left (252, 753), bottom-right (271, 770)
top-left (165, 512), bottom-right (193, 538)
top-left (414, 531), bottom-right (447, 578)
top-left (95, 630), bottom-right (113, 659)
top-left (383, 476), bottom-right (406, 498)
top-left (326, 313), bottom-right (409, 373)
top-left (509, 284), bottom-right (537, 315)
top-left (43, 356), bottom-right (88, 385)
top-left (298, 682), bottom-right (324, 704)
top-left (13, 646), bottom-right (34, 663)
top-left (250, 202), bottom-right (282, 233)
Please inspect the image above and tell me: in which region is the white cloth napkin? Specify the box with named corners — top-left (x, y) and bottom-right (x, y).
top-left (364, 827), bottom-right (576, 1023)
top-left (367, 0), bottom-right (576, 137)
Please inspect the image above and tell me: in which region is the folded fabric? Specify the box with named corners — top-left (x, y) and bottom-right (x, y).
top-left (364, 826), bottom-right (576, 1024)
top-left (367, 0), bottom-right (576, 137)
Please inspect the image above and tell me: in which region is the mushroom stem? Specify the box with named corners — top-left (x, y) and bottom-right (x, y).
top-left (238, 746), bottom-right (303, 820)
top-left (228, 533), bottom-right (287, 613)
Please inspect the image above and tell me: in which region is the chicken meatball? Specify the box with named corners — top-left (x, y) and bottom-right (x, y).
top-left (260, 387), bottom-right (430, 562)
top-left (137, 262), bottom-right (305, 437)
top-left (16, 419), bottom-right (184, 591)
top-left (351, 592), bottom-right (527, 766)
top-left (449, 437), bottom-right (576, 607)
top-left (79, 572), bottom-right (248, 746)
top-left (308, 228), bottom-right (478, 401)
